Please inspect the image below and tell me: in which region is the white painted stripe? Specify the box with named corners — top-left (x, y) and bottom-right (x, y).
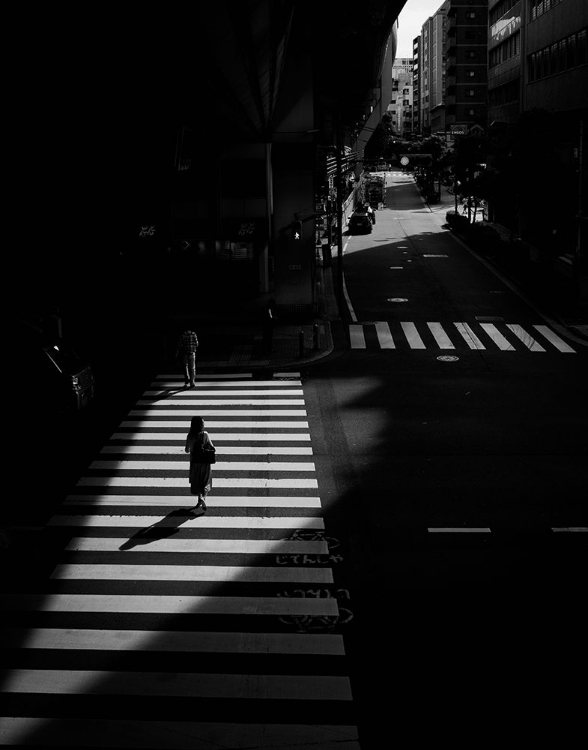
top-left (427, 322), bottom-right (455, 349)
top-left (2, 669), bottom-right (351, 700)
top-left (120, 421), bottom-right (309, 429)
top-left (375, 322), bottom-right (395, 349)
top-left (89, 460), bottom-right (316, 472)
top-left (101, 445), bottom-right (314, 455)
top-left (2, 594), bottom-right (339, 617)
top-left (551, 527), bottom-right (588, 532)
top-left (76, 477), bottom-right (319, 489)
top-left (349, 324), bottom-right (366, 348)
top-left (479, 323), bottom-right (515, 351)
top-left (62, 538), bottom-right (329, 554)
top-left (7, 628), bottom-right (345, 655)
top-left (63, 495), bottom-right (322, 508)
top-left (51, 564), bottom-right (333, 583)
top-left (428, 527), bottom-right (491, 533)
top-left (48, 515), bottom-right (325, 530)
top-left (129, 410), bottom-right (308, 417)
top-left (136, 399), bottom-right (306, 406)
top-left (506, 324), bottom-right (546, 352)
top-left (0, 719), bottom-right (359, 749)
top-left (533, 325), bottom-right (576, 353)
top-left (454, 322), bottom-right (486, 349)
top-left (157, 373), bottom-right (253, 380)
top-left (401, 322), bottom-right (426, 349)
top-left (144, 389), bottom-right (304, 396)
top-left (110, 432), bottom-right (312, 441)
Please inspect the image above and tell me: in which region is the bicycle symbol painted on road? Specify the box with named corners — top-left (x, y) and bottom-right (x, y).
top-left (275, 529), bottom-right (343, 566)
top-left (275, 530), bottom-right (353, 632)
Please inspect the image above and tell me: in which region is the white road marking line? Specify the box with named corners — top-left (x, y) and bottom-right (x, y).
top-left (1, 594), bottom-right (339, 617)
top-left (50, 564), bottom-right (333, 583)
top-left (152, 380), bottom-right (300, 387)
top-left (143, 390), bottom-right (304, 397)
top-left (137, 399), bottom-right (305, 406)
top-left (349, 324), bottom-right (366, 348)
top-left (479, 323), bottom-right (515, 350)
top-left (2, 669), bottom-right (352, 700)
top-left (428, 322), bottom-right (455, 349)
top-left (551, 527), bottom-right (587, 532)
top-left (120, 421), bottom-right (310, 429)
top-left (63, 495), bottom-right (322, 508)
top-left (401, 322), bottom-right (426, 349)
top-left (89, 460), bottom-right (317, 472)
top-left (0, 719), bottom-right (359, 748)
top-left (6, 628), bottom-right (346, 655)
top-left (62, 538), bottom-right (329, 554)
top-left (157, 373), bottom-right (253, 380)
top-left (454, 322), bottom-right (486, 349)
top-left (375, 322), bottom-right (395, 348)
top-left (533, 325), bottom-right (576, 353)
top-left (343, 272), bottom-right (357, 322)
top-left (76, 477), bottom-right (319, 489)
top-left (101, 445), bottom-right (314, 455)
top-left (110, 432), bottom-right (312, 441)
top-left (48, 515), bottom-right (325, 529)
top-left (129, 410), bottom-right (308, 417)
top-left (506, 324), bottom-right (546, 352)
top-left (428, 528), bottom-right (491, 533)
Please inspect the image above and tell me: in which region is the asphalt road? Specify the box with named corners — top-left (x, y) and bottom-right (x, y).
top-left (1, 172), bottom-right (585, 749)
top-left (300, 170), bottom-right (588, 747)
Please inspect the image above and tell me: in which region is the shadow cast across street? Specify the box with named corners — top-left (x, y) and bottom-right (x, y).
top-left (119, 507), bottom-right (206, 551)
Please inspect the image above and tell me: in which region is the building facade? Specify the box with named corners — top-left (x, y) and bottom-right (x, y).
top-left (420, 2), bottom-right (451, 134)
top-left (445, 0), bottom-right (489, 135)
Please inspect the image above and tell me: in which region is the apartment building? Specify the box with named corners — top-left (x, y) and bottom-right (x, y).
top-left (420, 2), bottom-right (450, 134)
top-left (389, 58), bottom-right (415, 136)
top-left (445, 0), bottom-right (489, 135)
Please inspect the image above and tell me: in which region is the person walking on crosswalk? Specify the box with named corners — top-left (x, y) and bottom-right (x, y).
top-left (176, 328), bottom-right (199, 387)
top-left (185, 416), bottom-right (215, 511)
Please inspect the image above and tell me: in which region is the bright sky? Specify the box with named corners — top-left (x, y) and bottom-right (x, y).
top-left (396, 0), bottom-right (446, 58)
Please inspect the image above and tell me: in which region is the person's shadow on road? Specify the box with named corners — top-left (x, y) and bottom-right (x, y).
top-left (119, 507), bottom-right (205, 550)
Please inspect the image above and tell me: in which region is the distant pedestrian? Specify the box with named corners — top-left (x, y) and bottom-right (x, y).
top-left (364, 203), bottom-right (375, 224)
top-left (261, 299), bottom-right (277, 354)
top-left (185, 416), bottom-right (215, 511)
top-left (176, 328), bottom-right (198, 387)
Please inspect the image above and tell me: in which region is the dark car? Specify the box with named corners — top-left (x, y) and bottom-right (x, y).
top-left (11, 315), bottom-right (96, 418)
top-left (42, 341), bottom-right (96, 412)
top-left (348, 213), bottom-right (373, 235)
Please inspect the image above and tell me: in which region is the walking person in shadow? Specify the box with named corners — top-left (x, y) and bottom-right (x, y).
top-left (176, 328), bottom-right (198, 388)
top-left (185, 416), bottom-right (215, 512)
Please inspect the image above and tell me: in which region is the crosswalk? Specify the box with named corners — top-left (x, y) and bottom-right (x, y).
top-left (348, 321), bottom-right (576, 353)
top-left (0, 374), bottom-right (359, 748)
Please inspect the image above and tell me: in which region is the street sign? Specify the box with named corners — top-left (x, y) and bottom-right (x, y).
top-left (451, 125), bottom-right (467, 136)
top-left (400, 156), bottom-right (409, 166)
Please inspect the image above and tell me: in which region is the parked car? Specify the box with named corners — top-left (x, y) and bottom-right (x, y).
top-left (42, 340), bottom-right (96, 412)
top-left (348, 213), bottom-right (373, 235)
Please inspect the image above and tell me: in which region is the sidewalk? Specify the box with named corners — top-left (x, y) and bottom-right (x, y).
top-left (161, 180), bottom-right (587, 375)
top-left (419, 180), bottom-right (588, 346)
top-left (163, 260), bottom-right (342, 374)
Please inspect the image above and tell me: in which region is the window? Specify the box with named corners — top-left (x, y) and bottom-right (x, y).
top-left (466, 89), bottom-right (475, 97)
top-left (467, 70), bottom-right (475, 77)
top-left (578, 29), bottom-right (587, 66)
top-left (466, 12), bottom-right (476, 19)
top-left (567, 33), bottom-right (577, 69)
